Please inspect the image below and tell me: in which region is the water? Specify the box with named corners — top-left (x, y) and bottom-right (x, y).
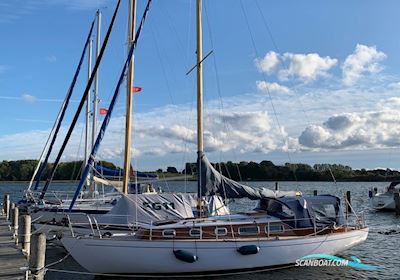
top-left (1, 181), bottom-right (399, 280)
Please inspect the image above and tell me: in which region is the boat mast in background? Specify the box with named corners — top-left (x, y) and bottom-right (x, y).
top-left (123, 0), bottom-right (137, 195)
top-left (90, 10), bottom-right (102, 193)
top-left (84, 39), bottom-right (93, 187)
top-left (196, 0), bottom-right (204, 216)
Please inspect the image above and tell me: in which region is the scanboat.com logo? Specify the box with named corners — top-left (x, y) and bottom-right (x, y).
top-left (296, 254), bottom-right (384, 270)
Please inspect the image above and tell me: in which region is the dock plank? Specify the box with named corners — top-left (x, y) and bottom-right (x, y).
top-left (0, 215), bottom-right (28, 279)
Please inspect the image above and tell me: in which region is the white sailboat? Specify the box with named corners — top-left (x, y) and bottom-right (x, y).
top-left (61, 0), bottom-right (369, 276)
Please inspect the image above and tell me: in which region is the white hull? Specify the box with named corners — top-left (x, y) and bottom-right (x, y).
top-left (370, 194), bottom-right (395, 210)
top-left (62, 228), bottom-right (368, 275)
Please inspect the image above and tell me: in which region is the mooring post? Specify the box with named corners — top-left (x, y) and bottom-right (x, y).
top-left (29, 232), bottom-right (46, 280)
top-left (275, 182), bottom-right (279, 191)
top-left (313, 190), bottom-right (318, 196)
top-left (12, 206), bottom-right (19, 243)
top-left (22, 215), bottom-right (31, 257)
top-left (345, 191), bottom-right (352, 219)
top-left (9, 202), bottom-right (15, 223)
top-left (3, 194), bottom-right (10, 220)
top-left (394, 192), bottom-right (400, 216)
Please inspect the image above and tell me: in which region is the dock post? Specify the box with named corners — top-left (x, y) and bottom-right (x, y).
top-left (275, 182), bottom-right (279, 191)
top-left (29, 232), bottom-right (46, 280)
top-left (3, 194), bottom-right (10, 220)
top-left (345, 191), bottom-right (352, 219)
top-left (9, 203), bottom-right (15, 223)
top-left (22, 215), bottom-right (31, 257)
top-left (394, 192), bottom-right (400, 216)
top-left (313, 190), bottom-right (318, 196)
top-left (12, 206), bottom-right (19, 243)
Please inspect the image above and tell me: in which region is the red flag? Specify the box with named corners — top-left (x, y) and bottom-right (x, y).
top-left (99, 108), bottom-right (108, 115)
top-left (132, 86), bottom-right (142, 93)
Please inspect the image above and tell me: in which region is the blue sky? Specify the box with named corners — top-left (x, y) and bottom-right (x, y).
top-left (1, 0), bottom-right (400, 171)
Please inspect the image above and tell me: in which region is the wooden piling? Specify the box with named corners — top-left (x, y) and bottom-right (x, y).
top-left (9, 203), bottom-right (15, 223)
top-left (22, 215), bottom-right (31, 256)
top-left (313, 190), bottom-right (318, 196)
top-left (275, 182), bottom-right (279, 191)
top-left (0, 207), bottom-right (28, 278)
top-left (345, 191), bottom-right (351, 219)
top-left (12, 207), bottom-right (19, 243)
top-left (3, 194), bottom-right (10, 219)
top-left (394, 192), bottom-right (400, 216)
top-left (29, 232), bottom-right (46, 280)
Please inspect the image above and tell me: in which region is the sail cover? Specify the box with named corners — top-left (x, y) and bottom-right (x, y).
top-left (97, 193), bottom-right (196, 225)
top-left (199, 153), bottom-right (299, 200)
top-left (97, 193), bottom-right (229, 225)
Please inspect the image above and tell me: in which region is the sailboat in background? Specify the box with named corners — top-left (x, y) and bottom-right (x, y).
top-left (20, 1), bottom-right (156, 227)
top-left (61, 0), bottom-right (368, 276)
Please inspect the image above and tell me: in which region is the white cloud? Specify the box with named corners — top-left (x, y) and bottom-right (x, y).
top-left (298, 103), bottom-right (400, 150)
top-left (255, 51), bottom-right (337, 82)
top-left (0, 100), bottom-right (288, 163)
top-left (342, 44), bottom-right (386, 86)
top-left (279, 53), bottom-right (337, 81)
top-left (255, 51), bottom-right (280, 74)
top-left (21, 94), bottom-right (36, 103)
top-left (256, 81), bottom-right (291, 94)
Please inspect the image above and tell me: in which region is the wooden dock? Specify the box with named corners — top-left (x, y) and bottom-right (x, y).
top-left (0, 214), bottom-right (28, 279)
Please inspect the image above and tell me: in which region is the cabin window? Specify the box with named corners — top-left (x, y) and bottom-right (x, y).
top-left (189, 228), bottom-right (202, 237)
top-left (238, 226), bottom-right (259, 235)
top-left (266, 223), bottom-right (284, 233)
top-left (215, 227), bottom-right (228, 236)
top-left (162, 229), bottom-right (176, 238)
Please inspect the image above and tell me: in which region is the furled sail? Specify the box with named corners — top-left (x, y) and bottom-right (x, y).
top-left (199, 153), bottom-right (300, 200)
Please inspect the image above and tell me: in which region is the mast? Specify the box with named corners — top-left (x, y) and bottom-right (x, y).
top-left (122, 0), bottom-right (137, 195)
top-left (196, 0), bottom-right (204, 215)
top-left (84, 39), bottom-right (93, 186)
top-left (91, 10), bottom-right (101, 192)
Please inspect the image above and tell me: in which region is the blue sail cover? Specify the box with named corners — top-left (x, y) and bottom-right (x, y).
top-left (95, 165), bottom-right (158, 180)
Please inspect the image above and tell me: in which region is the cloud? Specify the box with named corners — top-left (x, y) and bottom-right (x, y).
top-left (21, 94), bottom-right (37, 103)
top-left (342, 44), bottom-right (386, 86)
top-left (256, 81), bottom-right (291, 94)
top-left (279, 53), bottom-right (337, 81)
top-left (255, 51), bottom-right (280, 74)
top-left (298, 102), bottom-right (400, 150)
top-left (45, 55), bottom-right (57, 63)
top-left (255, 51), bottom-right (337, 82)
top-left (0, 99), bottom-right (288, 163)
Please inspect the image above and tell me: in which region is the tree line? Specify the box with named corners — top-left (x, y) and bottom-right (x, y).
top-left (182, 160), bottom-right (400, 182)
top-left (1, 159), bottom-right (400, 182)
top-left (0, 160), bottom-right (117, 181)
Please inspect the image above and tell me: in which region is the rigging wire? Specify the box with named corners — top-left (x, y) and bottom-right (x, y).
top-left (239, 0), bottom-right (298, 182)
top-left (203, 0), bottom-right (243, 182)
top-left (148, 16), bottom-right (195, 187)
top-left (40, 0), bottom-right (123, 200)
top-left (254, 0), bottom-right (337, 184)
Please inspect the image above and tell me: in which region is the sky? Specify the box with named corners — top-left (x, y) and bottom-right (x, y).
top-left (1, 0), bottom-right (400, 171)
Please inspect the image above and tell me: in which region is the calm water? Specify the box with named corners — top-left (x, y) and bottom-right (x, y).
top-left (1, 181), bottom-right (399, 280)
